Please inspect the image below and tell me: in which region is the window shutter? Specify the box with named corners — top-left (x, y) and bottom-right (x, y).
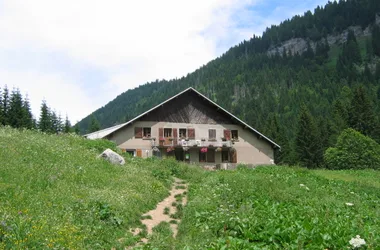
top-left (188, 128), bottom-right (195, 139)
top-left (135, 127), bottom-right (143, 138)
top-left (173, 128), bottom-right (178, 146)
top-left (224, 129), bottom-right (231, 140)
top-left (136, 149), bottom-right (142, 158)
top-left (158, 128), bottom-right (164, 146)
top-left (230, 149), bottom-right (237, 163)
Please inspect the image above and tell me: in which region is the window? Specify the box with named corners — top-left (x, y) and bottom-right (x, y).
top-left (222, 150), bottom-right (229, 162)
top-left (126, 150), bottom-right (135, 157)
top-left (231, 130), bottom-right (238, 140)
top-left (179, 128), bottom-right (187, 138)
top-left (208, 129), bottom-right (216, 140)
top-left (143, 127), bottom-right (151, 138)
top-left (164, 128), bottom-right (172, 137)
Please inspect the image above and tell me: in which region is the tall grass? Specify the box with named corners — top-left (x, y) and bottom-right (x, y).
top-left (0, 127), bottom-right (199, 249)
top-left (172, 166), bottom-right (380, 249)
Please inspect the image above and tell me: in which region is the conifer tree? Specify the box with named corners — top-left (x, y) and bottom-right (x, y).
top-left (264, 113), bottom-right (291, 164)
top-left (295, 104), bottom-right (323, 168)
top-left (0, 87), bottom-right (3, 125)
top-left (372, 25), bottom-right (380, 57)
top-left (8, 89), bottom-right (24, 128)
top-left (74, 123), bottom-right (80, 134)
top-left (64, 115), bottom-right (72, 133)
top-left (38, 100), bottom-right (51, 132)
top-left (2, 85), bottom-right (10, 125)
top-left (89, 115), bottom-right (100, 133)
top-left (365, 38), bottom-right (373, 62)
top-left (22, 94), bottom-right (34, 129)
top-left (348, 86), bottom-right (376, 137)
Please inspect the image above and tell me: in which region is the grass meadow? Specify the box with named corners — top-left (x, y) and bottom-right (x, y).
top-left (1, 127), bottom-right (379, 249)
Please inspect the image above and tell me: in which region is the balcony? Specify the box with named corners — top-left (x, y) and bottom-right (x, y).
top-left (152, 138), bottom-right (233, 148)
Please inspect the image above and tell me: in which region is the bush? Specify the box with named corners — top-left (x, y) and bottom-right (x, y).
top-left (324, 128), bottom-right (380, 170)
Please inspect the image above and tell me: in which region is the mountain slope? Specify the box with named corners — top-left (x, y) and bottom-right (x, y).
top-left (77, 0), bottom-right (380, 164)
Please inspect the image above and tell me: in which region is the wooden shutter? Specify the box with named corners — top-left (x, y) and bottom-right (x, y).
top-left (173, 128), bottom-right (178, 146)
top-left (188, 128), bottom-right (195, 139)
top-left (230, 149), bottom-right (237, 163)
top-left (158, 128), bottom-right (164, 146)
top-left (135, 127), bottom-right (143, 138)
top-left (136, 149), bottom-right (142, 158)
top-left (224, 129), bottom-right (231, 140)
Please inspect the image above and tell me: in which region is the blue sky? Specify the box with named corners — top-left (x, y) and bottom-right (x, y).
top-left (0, 0), bottom-right (331, 123)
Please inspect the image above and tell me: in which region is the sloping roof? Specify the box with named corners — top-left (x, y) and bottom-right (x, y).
top-left (85, 87), bottom-right (280, 148)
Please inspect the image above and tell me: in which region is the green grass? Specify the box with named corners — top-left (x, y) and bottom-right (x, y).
top-left (0, 127), bottom-right (200, 249)
top-left (173, 166), bottom-right (380, 249)
top-left (1, 127), bottom-right (379, 249)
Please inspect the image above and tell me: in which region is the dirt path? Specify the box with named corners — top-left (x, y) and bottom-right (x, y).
top-left (131, 177), bottom-right (188, 245)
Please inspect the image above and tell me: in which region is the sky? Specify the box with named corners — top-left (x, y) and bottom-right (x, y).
top-left (0, 0), bottom-right (331, 124)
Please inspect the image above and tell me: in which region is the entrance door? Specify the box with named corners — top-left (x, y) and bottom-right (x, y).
top-left (175, 148), bottom-right (184, 161)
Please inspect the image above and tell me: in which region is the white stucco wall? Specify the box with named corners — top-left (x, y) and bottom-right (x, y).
top-left (106, 121), bottom-right (275, 165)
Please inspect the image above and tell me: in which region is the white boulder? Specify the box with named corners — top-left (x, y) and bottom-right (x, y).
top-left (98, 149), bottom-right (125, 165)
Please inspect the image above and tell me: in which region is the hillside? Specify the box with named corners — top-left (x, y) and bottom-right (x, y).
top-left (1, 127), bottom-right (379, 249)
top-left (77, 0), bottom-right (380, 166)
top-left (0, 126), bottom-right (201, 249)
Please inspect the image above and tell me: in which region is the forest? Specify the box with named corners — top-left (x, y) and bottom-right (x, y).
top-left (0, 85), bottom-right (75, 134)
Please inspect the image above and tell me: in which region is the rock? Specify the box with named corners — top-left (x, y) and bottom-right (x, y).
top-left (98, 149), bottom-right (125, 165)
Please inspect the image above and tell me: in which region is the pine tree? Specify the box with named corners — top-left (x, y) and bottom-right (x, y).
top-left (57, 113), bottom-right (63, 134)
top-left (74, 123), bottom-right (80, 134)
top-left (22, 94), bottom-right (34, 129)
top-left (8, 89), bottom-right (24, 128)
top-left (64, 115), bottom-right (72, 133)
top-left (38, 100), bottom-right (52, 132)
top-left (89, 115), bottom-right (100, 133)
top-left (348, 86), bottom-right (376, 137)
top-left (295, 104), bottom-right (323, 168)
top-left (372, 25), bottom-right (380, 57)
top-left (264, 113), bottom-right (291, 164)
top-left (2, 85), bottom-right (10, 125)
top-left (0, 87), bottom-right (3, 125)
top-left (365, 38), bottom-right (373, 62)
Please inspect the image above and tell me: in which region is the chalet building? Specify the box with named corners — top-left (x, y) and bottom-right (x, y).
top-left (85, 88), bottom-right (280, 168)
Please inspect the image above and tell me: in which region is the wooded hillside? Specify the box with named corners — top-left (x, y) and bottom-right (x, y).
top-left (77, 0), bottom-right (380, 166)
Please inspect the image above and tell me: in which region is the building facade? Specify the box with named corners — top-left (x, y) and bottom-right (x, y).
top-left (85, 88), bottom-right (280, 168)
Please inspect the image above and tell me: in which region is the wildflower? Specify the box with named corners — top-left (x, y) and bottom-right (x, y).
top-left (349, 235), bottom-right (366, 248)
top-left (345, 202), bottom-right (354, 206)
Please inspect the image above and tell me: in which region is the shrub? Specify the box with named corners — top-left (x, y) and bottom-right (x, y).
top-left (324, 128), bottom-right (380, 170)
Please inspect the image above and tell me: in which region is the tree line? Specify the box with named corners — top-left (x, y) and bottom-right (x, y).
top-left (0, 85), bottom-right (78, 134)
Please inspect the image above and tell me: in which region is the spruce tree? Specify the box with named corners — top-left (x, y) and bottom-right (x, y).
top-left (64, 115), bottom-right (72, 133)
top-left (38, 100), bottom-right (52, 132)
top-left (89, 115), bottom-right (100, 133)
top-left (22, 94), bottom-right (34, 129)
top-left (348, 86), bottom-right (376, 137)
top-left (372, 25), bottom-right (380, 57)
top-left (74, 123), bottom-right (80, 134)
top-left (8, 89), bottom-right (24, 128)
top-left (0, 87), bottom-right (3, 125)
top-left (295, 104), bottom-right (323, 168)
top-left (2, 85), bottom-right (10, 125)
